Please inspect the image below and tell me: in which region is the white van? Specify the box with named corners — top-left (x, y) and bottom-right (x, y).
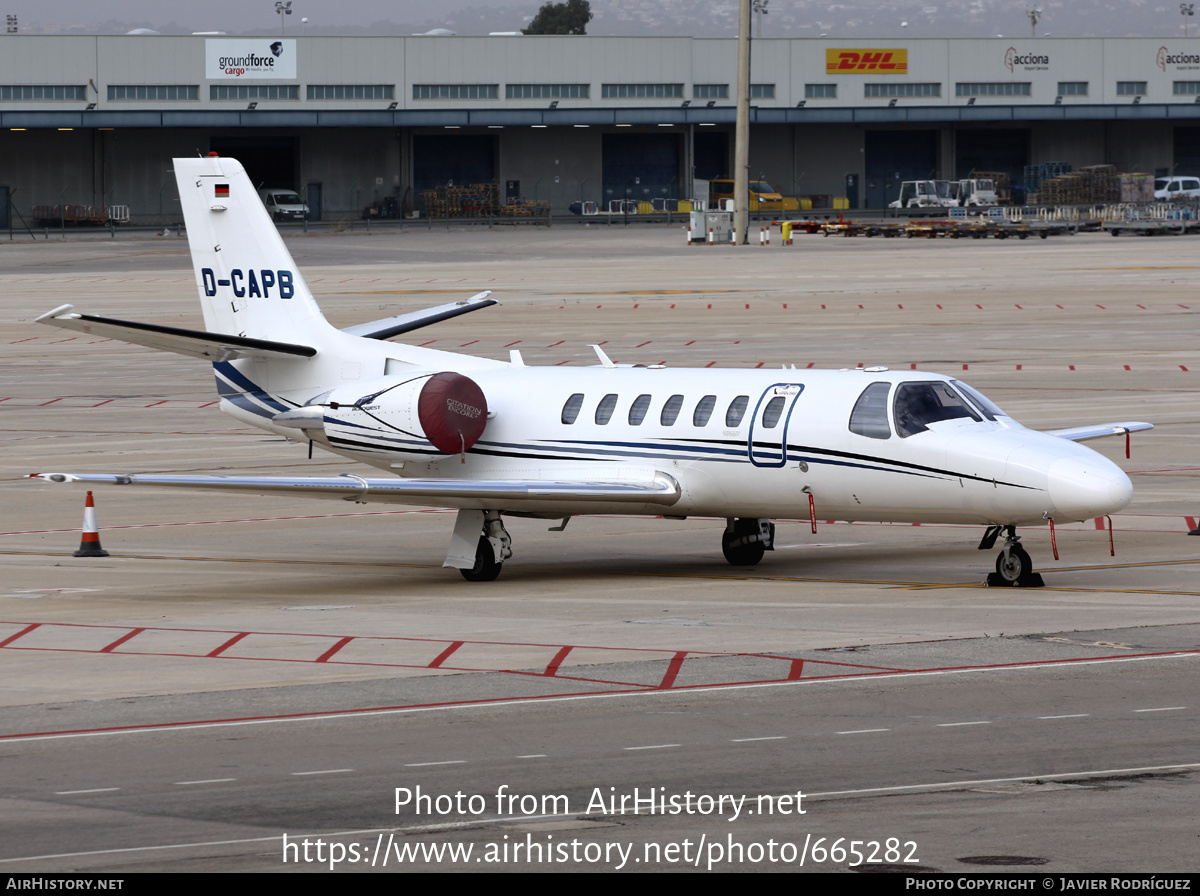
top-left (1153, 176), bottom-right (1200, 200)
top-left (258, 188), bottom-right (309, 221)
top-left (889, 180), bottom-right (956, 209)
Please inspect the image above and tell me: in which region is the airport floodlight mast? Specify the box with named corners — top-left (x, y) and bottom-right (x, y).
top-left (753, 0), bottom-right (768, 38)
top-left (6, 14), bottom-right (16, 33)
top-left (276, 1), bottom-right (292, 35)
top-left (734, 0), bottom-right (751, 245)
top-left (1027, 6), bottom-right (1042, 37)
top-left (1183, 4), bottom-right (1196, 37)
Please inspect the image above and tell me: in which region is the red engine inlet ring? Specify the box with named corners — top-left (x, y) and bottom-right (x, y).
top-left (416, 372), bottom-right (488, 454)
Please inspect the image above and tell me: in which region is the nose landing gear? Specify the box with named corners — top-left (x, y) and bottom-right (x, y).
top-left (980, 525), bottom-right (1044, 587)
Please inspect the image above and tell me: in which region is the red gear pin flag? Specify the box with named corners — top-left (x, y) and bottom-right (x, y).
top-left (73, 491), bottom-right (110, 558)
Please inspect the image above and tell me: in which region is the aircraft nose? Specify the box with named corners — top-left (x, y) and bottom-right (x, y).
top-left (1047, 457), bottom-right (1133, 520)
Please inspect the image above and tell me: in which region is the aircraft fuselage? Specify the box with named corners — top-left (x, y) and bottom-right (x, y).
top-left (229, 364), bottom-right (1133, 527)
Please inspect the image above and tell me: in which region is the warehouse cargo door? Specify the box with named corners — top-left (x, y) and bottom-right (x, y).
top-left (1174, 127), bottom-right (1200, 176)
top-left (955, 128), bottom-right (1029, 196)
top-left (209, 136), bottom-right (299, 190)
top-left (693, 131), bottom-right (728, 181)
top-left (413, 135), bottom-right (496, 211)
top-left (864, 130), bottom-right (938, 209)
top-left (602, 133), bottom-right (681, 207)
top-left (306, 183), bottom-right (322, 222)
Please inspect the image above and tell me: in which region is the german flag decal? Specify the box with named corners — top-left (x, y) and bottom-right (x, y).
top-left (215, 184), bottom-right (230, 197)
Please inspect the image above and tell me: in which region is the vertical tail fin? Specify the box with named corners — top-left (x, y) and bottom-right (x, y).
top-left (174, 155), bottom-right (334, 348)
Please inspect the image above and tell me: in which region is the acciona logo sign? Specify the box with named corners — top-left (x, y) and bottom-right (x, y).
top-left (1004, 47), bottom-right (1049, 72)
top-left (1158, 46), bottom-right (1200, 70)
top-left (206, 39), bottom-right (297, 80)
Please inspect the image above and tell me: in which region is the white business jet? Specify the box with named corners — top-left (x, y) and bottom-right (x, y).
top-left (34, 155), bottom-right (1150, 584)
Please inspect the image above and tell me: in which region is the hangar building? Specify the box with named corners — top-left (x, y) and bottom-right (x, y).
top-left (1, 33), bottom-right (1199, 224)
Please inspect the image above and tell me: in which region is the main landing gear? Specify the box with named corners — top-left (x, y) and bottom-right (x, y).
top-left (462, 536), bottom-right (504, 582)
top-left (447, 509), bottom-right (513, 582)
top-left (980, 525), bottom-right (1044, 587)
top-left (722, 518), bottom-right (775, 566)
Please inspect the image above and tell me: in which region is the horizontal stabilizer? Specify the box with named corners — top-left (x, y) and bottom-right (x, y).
top-left (1044, 421), bottom-right (1153, 442)
top-left (31, 471), bottom-right (682, 508)
top-left (34, 305), bottom-right (317, 362)
top-left (341, 292), bottom-right (496, 340)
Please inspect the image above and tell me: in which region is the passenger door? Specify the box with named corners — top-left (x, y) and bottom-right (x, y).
top-left (748, 383), bottom-right (804, 468)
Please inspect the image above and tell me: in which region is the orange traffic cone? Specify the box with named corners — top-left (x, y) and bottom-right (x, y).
top-left (73, 491), bottom-right (109, 558)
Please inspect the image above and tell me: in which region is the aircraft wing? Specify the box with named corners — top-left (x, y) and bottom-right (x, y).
top-left (30, 471), bottom-right (682, 508)
top-left (1043, 421), bottom-right (1153, 442)
top-left (35, 305), bottom-right (316, 362)
top-left (341, 292), bottom-right (496, 340)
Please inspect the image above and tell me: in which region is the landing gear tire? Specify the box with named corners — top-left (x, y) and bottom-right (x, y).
top-left (722, 531), bottom-right (765, 566)
top-left (981, 525), bottom-right (1044, 587)
top-left (460, 537), bottom-right (503, 582)
top-left (994, 544), bottom-right (1033, 585)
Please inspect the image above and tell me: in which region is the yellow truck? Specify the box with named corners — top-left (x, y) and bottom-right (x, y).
top-left (708, 179), bottom-right (784, 212)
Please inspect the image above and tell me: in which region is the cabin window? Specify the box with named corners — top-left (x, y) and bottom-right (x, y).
top-left (629, 393), bottom-right (652, 425)
top-left (693, 395), bottom-right (717, 426)
top-left (725, 395), bottom-right (749, 426)
top-left (848, 381), bottom-right (892, 439)
top-left (661, 394), bottom-right (684, 425)
top-left (893, 381), bottom-right (981, 438)
top-left (761, 396), bottom-right (786, 428)
top-left (595, 393), bottom-right (618, 425)
top-left (561, 393), bottom-right (584, 424)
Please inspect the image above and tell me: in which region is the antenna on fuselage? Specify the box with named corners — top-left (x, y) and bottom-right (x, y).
top-left (591, 345), bottom-right (617, 368)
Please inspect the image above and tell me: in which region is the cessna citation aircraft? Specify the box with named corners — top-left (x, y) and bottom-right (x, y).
top-left (34, 155), bottom-right (1150, 583)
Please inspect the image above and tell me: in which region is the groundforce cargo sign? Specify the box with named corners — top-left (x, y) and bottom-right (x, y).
top-left (825, 49), bottom-right (908, 74)
top-left (206, 39), bottom-right (297, 80)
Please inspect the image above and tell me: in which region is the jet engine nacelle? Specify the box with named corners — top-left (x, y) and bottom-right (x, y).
top-left (324, 370), bottom-right (489, 454)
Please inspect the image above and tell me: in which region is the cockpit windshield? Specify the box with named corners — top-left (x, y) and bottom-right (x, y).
top-left (950, 379), bottom-right (1008, 421)
top-left (893, 381), bottom-right (981, 438)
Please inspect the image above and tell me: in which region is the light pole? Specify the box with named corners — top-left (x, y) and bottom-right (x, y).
top-left (752, 0), bottom-right (769, 39)
top-left (734, 0), bottom-right (751, 245)
top-left (275, 1), bottom-right (292, 35)
top-left (1183, 4), bottom-right (1195, 37)
top-left (1026, 7), bottom-right (1041, 38)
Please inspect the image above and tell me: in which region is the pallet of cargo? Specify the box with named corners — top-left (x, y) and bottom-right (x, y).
top-left (422, 181), bottom-right (504, 218)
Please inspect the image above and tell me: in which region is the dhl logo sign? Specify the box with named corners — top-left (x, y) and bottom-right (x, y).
top-left (826, 49), bottom-right (908, 74)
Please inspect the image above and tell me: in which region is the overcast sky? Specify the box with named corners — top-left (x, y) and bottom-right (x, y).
top-left (1, 1), bottom-right (1189, 39)
top-left (3, 0), bottom-right (527, 33)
